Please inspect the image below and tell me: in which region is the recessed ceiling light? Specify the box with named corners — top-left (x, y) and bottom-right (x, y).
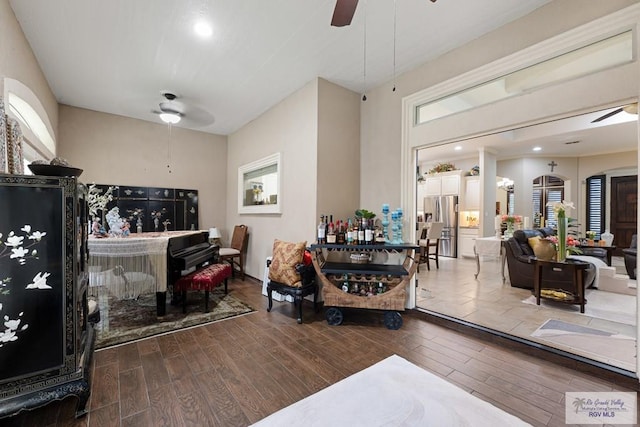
top-left (454, 145), bottom-right (462, 151)
top-left (194, 21), bottom-right (213, 38)
top-left (532, 146), bottom-right (542, 152)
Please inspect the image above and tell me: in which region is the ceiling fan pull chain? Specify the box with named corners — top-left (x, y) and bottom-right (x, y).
top-left (392, 0), bottom-right (397, 92)
top-left (362, 0), bottom-right (367, 101)
top-left (167, 123), bottom-right (172, 174)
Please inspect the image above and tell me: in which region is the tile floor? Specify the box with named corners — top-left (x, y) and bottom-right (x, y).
top-left (415, 254), bottom-right (638, 372)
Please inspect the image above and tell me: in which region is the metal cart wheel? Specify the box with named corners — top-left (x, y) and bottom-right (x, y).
top-left (325, 307), bottom-right (344, 326)
top-left (383, 311), bottom-right (403, 330)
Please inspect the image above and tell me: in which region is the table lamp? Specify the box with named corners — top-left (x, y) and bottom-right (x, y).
top-left (209, 227), bottom-right (221, 245)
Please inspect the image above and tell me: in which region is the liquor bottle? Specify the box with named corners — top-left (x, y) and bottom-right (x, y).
top-left (357, 222), bottom-right (365, 245)
top-left (327, 221), bottom-right (336, 244)
top-left (346, 218), bottom-right (354, 245)
top-left (364, 219), bottom-right (373, 244)
top-left (352, 220), bottom-right (359, 245)
top-left (336, 220), bottom-right (346, 244)
top-left (317, 215), bottom-right (326, 244)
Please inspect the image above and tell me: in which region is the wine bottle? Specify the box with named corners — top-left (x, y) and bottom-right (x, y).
top-left (364, 219), bottom-right (373, 244)
top-left (317, 215), bottom-right (326, 244)
top-left (357, 221), bottom-right (365, 244)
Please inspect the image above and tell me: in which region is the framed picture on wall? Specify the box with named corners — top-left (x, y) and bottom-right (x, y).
top-left (238, 152), bottom-right (281, 214)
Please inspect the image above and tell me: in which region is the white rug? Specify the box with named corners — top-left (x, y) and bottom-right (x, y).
top-left (522, 290), bottom-right (637, 326)
top-left (251, 355), bottom-right (531, 426)
top-left (531, 319), bottom-right (636, 371)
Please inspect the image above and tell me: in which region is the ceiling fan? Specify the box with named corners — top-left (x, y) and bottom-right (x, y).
top-left (591, 103), bottom-right (638, 123)
top-left (153, 92), bottom-right (183, 124)
top-left (331, 0), bottom-right (437, 27)
top-left (151, 91), bottom-right (215, 127)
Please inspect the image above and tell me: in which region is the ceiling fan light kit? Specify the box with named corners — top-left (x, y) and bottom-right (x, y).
top-left (159, 112), bottom-right (181, 124)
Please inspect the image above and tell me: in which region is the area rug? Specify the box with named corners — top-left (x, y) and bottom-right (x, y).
top-left (93, 288), bottom-right (255, 349)
top-left (251, 355), bottom-right (531, 426)
top-left (522, 290), bottom-right (636, 326)
top-left (531, 319), bottom-right (636, 371)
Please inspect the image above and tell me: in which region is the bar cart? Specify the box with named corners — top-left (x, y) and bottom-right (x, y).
top-left (310, 243), bottom-right (418, 329)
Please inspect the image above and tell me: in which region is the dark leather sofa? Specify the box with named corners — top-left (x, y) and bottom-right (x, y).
top-left (504, 227), bottom-right (596, 290)
top-left (623, 234), bottom-right (636, 279)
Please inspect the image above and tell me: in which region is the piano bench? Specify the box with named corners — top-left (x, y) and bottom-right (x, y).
top-left (174, 263), bottom-right (232, 313)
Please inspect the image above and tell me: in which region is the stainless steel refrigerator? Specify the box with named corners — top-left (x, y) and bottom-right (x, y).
top-left (423, 195), bottom-right (458, 257)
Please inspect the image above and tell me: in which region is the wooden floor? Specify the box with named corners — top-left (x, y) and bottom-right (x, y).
top-left (3, 278), bottom-right (639, 427)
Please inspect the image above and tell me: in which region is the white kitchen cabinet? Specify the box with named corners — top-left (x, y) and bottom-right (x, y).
top-left (441, 174), bottom-right (460, 195)
top-left (424, 176), bottom-right (441, 196)
top-left (423, 171), bottom-right (462, 196)
top-left (462, 176), bottom-right (480, 210)
top-left (459, 227), bottom-right (478, 258)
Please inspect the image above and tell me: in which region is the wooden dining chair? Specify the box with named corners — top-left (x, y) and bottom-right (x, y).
top-left (219, 225), bottom-right (249, 280)
top-left (418, 222), bottom-right (444, 272)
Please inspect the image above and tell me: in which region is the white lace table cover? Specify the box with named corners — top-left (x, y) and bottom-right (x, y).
top-left (475, 236), bottom-right (503, 257)
top-left (88, 231), bottom-right (201, 299)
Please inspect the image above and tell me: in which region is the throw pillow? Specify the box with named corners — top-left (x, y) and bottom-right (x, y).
top-left (269, 239), bottom-right (307, 287)
top-left (528, 236), bottom-right (556, 261)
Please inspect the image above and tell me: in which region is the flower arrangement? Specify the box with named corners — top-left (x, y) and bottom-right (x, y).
top-left (427, 162), bottom-right (457, 174)
top-left (501, 214), bottom-right (522, 224)
top-left (547, 200), bottom-right (574, 219)
top-left (545, 235), bottom-right (582, 255)
top-left (585, 230), bottom-right (596, 240)
top-left (546, 200), bottom-right (576, 262)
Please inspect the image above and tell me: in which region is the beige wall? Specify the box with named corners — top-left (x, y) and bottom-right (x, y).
top-left (227, 79), bottom-right (319, 280)
top-left (0, 0), bottom-right (58, 140)
top-left (57, 105), bottom-right (228, 230)
top-left (317, 78), bottom-right (360, 223)
top-left (226, 78), bottom-right (360, 281)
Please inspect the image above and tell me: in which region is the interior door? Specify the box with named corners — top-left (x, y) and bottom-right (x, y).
top-left (610, 175), bottom-right (637, 254)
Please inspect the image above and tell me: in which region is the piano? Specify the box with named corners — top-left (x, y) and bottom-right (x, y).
top-left (162, 231), bottom-right (219, 315)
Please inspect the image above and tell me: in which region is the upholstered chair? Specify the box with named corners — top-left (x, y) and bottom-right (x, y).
top-left (266, 240), bottom-right (318, 324)
top-left (623, 234), bottom-right (637, 279)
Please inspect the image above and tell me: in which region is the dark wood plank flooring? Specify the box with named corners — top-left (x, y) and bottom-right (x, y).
top-left (2, 278), bottom-right (638, 426)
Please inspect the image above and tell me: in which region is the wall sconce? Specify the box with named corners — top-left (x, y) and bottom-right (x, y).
top-left (209, 227), bottom-right (221, 246)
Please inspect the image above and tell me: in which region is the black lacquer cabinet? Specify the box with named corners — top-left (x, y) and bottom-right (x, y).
top-left (0, 175), bottom-right (95, 419)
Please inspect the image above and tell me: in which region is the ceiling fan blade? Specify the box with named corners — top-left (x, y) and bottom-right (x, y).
top-left (331, 0), bottom-right (359, 27)
top-left (591, 107), bottom-right (623, 123)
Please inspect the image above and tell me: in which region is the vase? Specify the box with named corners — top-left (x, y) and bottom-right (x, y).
top-left (557, 216), bottom-right (568, 262)
top-left (504, 222), bottom-right (515, 238)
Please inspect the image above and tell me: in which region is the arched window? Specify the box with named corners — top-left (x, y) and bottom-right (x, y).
top-left (3, 78), bottom-right (56, 172)
top-left (532, 175), bottom-right (565, 228)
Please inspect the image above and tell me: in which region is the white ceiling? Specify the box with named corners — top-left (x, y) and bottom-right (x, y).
top-left (9, 0), bottom-right (551, 135)
top-left (417, 106), bottom-right (639, 164)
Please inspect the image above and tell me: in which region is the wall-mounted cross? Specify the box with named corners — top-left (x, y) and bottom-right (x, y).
top-left (548, 160), bottom-right (558, 172)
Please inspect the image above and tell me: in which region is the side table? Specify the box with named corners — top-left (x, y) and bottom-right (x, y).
top-left (533, 259), bottom-right (589, 313)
